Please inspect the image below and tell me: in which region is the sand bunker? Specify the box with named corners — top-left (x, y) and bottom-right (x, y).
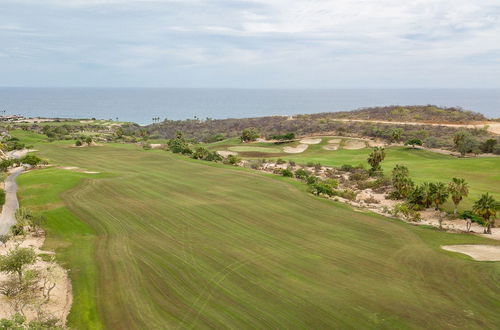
top-left (328, 139), bottom-right (342, 144)
top-left (217, 150), bottom-right (238, 157)
top-left (60, 166), bottom-right (100, 174)
top-left (283, 144), bottom-right (309, 153)
top-left (368, 140), bottom-right (386, 147)
top-left (149, 144), bottom-right (164, 149)
top-left (442, 245), bottom-right (500, 261)
top-left (299, 138), bottom-right (322, 145)
top-left (323, 144), bottom-right (339, 151)
top-left (343, 140), bottom-right (366, 150)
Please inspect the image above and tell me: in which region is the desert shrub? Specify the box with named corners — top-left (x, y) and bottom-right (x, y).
top-left (479, 139), bottom-right (497, 153)
top-left (240, 128), bottom-right (259, 142)
top-left (392, 203), bottom-right (422, 222)
top-left (340, 164), bottom-right (354, 172)
top-left (223, 155), bottom-right (240, 165)
top-left (19, 154), bottom-right (45, 166)
top-left (309, 182), bottom-right (334, 196)
top-left (0, 159), bottom-right (14, 172)
top-left (364, 197), bottom-right (380, 204)
top-left (248, 159), bottom-right (264, 169)
top-left (281, 169), bottom-right (294, 178)
top-left (288, 160), bottom-right (296, 167)
top-left (339, 189), bottom-right (357, 201)
top-left (294, 168), bottom-right (311, 180)
top-left (460, 210), bottom-right (486, 226)
top-left (192, 147), bottom-right (210, 160)
top-left (168, 131), bottom-right (192, 154)
top-left (276, 158), bottom-right (286, 165)
top-left (324, 168), bottom-right (337, 178)
top-left (324, 178), bottom-right (339, 188)
top-left (306, 162), bottom-right (315, 167)
top-left (314, 163), bottom-right (322, 171)
top-left (350, 169), bottom-right (370, 181)
top-left (0, 189), bottom-right (5, 206)
top-left (306, 176), bottom-right (319, 185)
top-left (204, 151), bottom-right (223, 162)
top-left (75, 140), bottom-right (82, 146)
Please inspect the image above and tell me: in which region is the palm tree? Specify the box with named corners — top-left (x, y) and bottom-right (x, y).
top-left (421, 182), bottom-right (433, 208)
top-left (429, 182), bottom-right (449, 210)
top-left (367, 147), bottom-right (385, 174)
top-left (473, 193), bottom-right (499, 234)
top-left (448, 178), bottom-right (469, 215)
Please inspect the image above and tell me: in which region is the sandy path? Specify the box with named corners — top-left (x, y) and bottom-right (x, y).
top-left (0, 167), bottom-right (24, 235)
top-left (335, 119), bottom-right (500, 135)
top-left (442, 245), bottom-right (500, 261)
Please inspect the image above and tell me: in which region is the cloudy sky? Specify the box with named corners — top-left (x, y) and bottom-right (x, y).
top-left (1, 0), bottom-right (499, 88)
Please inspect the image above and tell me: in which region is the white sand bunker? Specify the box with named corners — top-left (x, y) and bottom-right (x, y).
top-left (299, 138), bottom-right (322, 145)
top-left (323, 144), bottom-right (339, 151)
top-left (343, 140), bottom-right (367, 150)
top-left (328, 139), bottom-right (342, 144)
top-left (283, 144), bottom-right (309, 153)
top-left (368, 140), bottom-right (385, 147)
top-left (217, 150), bottom-right (238, 157)
top-left (60, 166), bottom-right (100, 174)
top-left (442, 245), bottom-right (500, 261)
top-left (149, 144), bottom-right (164, 149)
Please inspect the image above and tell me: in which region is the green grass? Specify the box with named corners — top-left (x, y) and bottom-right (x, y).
top-left (17, 168), bottom-right (103, 329)
top-left (16, 141), bottom-right (500, 329)
top-left (208, 137), bottom-right (500, 211)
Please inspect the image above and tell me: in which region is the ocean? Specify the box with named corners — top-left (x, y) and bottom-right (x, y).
top-left (0, 88), bottom-right (498, 125)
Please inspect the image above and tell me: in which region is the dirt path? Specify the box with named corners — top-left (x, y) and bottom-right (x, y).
top-left (0, 167), bottom-right (24, 235)
top-left (335, 119), bottom-right (500, 135)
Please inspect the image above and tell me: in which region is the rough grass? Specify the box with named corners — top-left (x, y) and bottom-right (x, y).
top-left (15, 141), bottom-right (500, 329)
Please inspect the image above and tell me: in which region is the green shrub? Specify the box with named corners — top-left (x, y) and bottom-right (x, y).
top-left (294, 168), bottom-right (311, 180)
top-left (0, 189), bottom-right (5, 206)
top-left (75, 140), bottom-right (83, 146)
top-left (281, 169), bottom-right (294, 178)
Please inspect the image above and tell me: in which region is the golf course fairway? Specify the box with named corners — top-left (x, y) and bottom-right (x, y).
top-left (16, 141), bottom-right (500, 329)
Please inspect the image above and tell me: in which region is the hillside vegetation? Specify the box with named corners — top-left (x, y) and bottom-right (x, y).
top-left (145, 106), bottom-right (495, 147)
top-left (328, 105), bottom-right (488, 122)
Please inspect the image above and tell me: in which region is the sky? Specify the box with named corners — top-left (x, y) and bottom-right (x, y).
top-left (1, 0), bottom-right (499, 88)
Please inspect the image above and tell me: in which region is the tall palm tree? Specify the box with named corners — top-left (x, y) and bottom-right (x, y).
top-left (473, 193), bottom-right (499, 234)
top-left (430, 182), bottom-right (449, 210)
top-left (421, 182), bottom-right (433, 208)
top-left (448, 178), bottom-right (469, 215)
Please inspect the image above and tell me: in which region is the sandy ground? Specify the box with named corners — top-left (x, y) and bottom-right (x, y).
top-left (343, 140), bottom-right (366, 150)
top-left (299, 138), bottom-right (322, 144)
top-left (442, 245), bottom-right (500, 261)
top-left (335, 119), bottom-right (500, 135)
top-left (283, 144), bottom-right (309, 153)
top-left (60, 166), bottom-right (100, 174)
top-left (5, 149), bottom-right (37, 159)
top-left (327, 139), bottom-right (342, 144)
top-left (217, 151), bottom-right (238, 157)
top-left (0, 233), bottom-right (72, 324)
top-left (0, 167), bottom-right (24, 235)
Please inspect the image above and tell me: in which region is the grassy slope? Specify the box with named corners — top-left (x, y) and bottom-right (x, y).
top-left (209, 137), bottom-right (500, 210)
top-left (15, 140), bottom-right (500, 329)
top-left (18, 168), bottom-right (103, 328)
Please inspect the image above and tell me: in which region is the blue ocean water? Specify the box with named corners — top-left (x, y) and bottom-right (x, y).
top-left (0, 88), bottom-right (498, 125)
